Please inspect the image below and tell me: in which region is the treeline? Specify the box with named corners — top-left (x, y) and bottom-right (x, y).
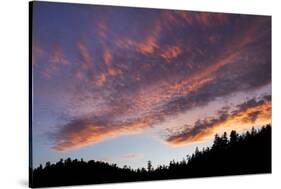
top-left (30, 124), bottom-right (271, 187)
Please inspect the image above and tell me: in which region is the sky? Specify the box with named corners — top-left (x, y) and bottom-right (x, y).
top-left (31, 1), bottom-right (272, 169)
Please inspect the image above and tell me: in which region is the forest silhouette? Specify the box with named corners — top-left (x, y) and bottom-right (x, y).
top-left (30, 124), bottom-right (271, 188)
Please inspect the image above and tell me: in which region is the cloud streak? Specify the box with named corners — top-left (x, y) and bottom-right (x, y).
top-left (100, 153), bottom-right (144, 162)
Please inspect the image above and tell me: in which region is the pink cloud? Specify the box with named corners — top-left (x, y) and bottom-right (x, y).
top-left (42, 44), bottom-right (69, 79)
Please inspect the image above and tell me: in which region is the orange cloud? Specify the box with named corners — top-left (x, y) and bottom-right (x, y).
top-left (95, 18), bottom-right (108, 40)
top-left (113, 10), bottom-right (263, 115)
top-left (49, 45), bottom-right (69, 65)
top-left (32, 44), bottom-right (44, 65)
top-left (119, 32), bottom-right (249, 116)
top-left (114, 19), bottom-right (161, 55)
top-left (90, 46), bottom-right (122, 86)
top-left (102, 46), bottom-right (122, 77)
top-left (160, 45), bottom-right (182, 62)
top-left (95, 73), bottom-right (107, 86)
top-left (194, 12), bottom-right (228, 27)
top-left (114, 11), bottom-right (227, 58)
top-left (103, 47), bottom-right (112, 65)
top-left (76, 41), bottom-right (122, 86)
top-left (164, 16), bottom-right (262, 96)
top-left (166, 95), bottom-right (272, 145)
top-left (77, 40), bottom-right (92, 69)
top-left (42, 44), bottom-right (69, 79)
top-left (52, 115), bottom-right (154, 151)
top-left (49, 12), bottom-right (270, 153)
top-left (102, 18), bottom-right (261, 126)
top-left (75, 40), bottom-right (94, 80)
top-left (137, 22), bottom-right (161, 54)
top-left (163, 10), bottom-right (228, 27)
top-left (126, 22), bottom-right (255, 114)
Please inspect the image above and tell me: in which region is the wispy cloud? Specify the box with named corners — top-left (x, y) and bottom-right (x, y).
top-left (42, 44), bottom-right (69, 79)
top-left (160, 45), bottom-right (182, 62)
top-left (74, 40), bottom-right (94, 81)
top-left (114, 16), bottom-right (162, 55)
top-left (77, 40), bottom-right (92, 70)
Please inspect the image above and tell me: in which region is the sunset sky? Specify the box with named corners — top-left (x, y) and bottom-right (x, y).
top-left (31, 2), bottom-right (271, 169)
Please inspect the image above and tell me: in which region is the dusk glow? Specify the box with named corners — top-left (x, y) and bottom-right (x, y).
top-left (32, 2), bottom-right (271, 169)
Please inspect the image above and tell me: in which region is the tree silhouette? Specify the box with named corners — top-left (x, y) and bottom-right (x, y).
top-left (30, 124), bottom-right (271, 188)
top-left (230, 130), bottom-right (238, 144)
top-left (147, 160), bottom-right (153, 172)
top-left (222, 132), bottom-right (228, 146)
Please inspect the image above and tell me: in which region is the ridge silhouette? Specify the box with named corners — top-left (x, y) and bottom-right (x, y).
top-left (30, 124), bottom-right (271, 188)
